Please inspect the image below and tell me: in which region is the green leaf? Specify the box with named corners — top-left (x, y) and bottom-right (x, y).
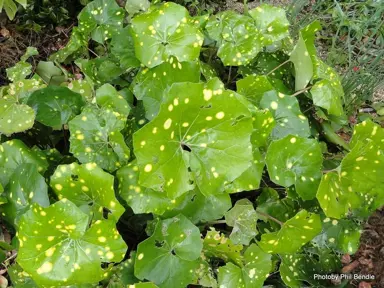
top-left (206, 11), bottom-right (261, 66)
top-left (134, 214), bottom-right (202, 288)
top-left (2, 164), bottom-right (49, 225)
top-left (256, 188), bottom-right (299, 230)
top-left (50, 162), bottom-right (124, 222)
top-left (3, 0), bottom-right (17, 20)
top-left (225, 148), bottom-right (264, 193)
top-left (349, 119), bottom-right (384, 150)
top-left (311, 79), bottom-right (343, 116)
top-left (0, 140), bottom-right (48, 188)
top-left (14, 0), bottom-right (27, 8)
top-left (110, 27), bottom-right (141, 70)
top-left (237, 75), bottom-right (274, 107)
top-left (78, 0), bottom-right (125, 43)
top-left (35, 61), bottom-right (67, 86)
top-left (64, 79), bottom-right (94, 102)
top-left (249, 4), bottom-right (289, 45)
top-left (27, 86), bottom-right (86, 127)
top-left (68, 106), bottom-right (130, 172)
top-left (131, 2), bottom-right (203, 68)
top-left (250, 109), bottom-right (275, 149)
top-left (289, 21), bottom-right (321, 91)
top-left (132, 59), bottom-right (200, 120)
top-left (260, 91), bottom-right (311, 139)
top-left (225, 199), bottom-right (258, 245)
top-left (133, 80), bottom-right (253, 199)
top-left (203, 228), bottom-right (243, 266)
top-left (0, 93), bottom-right (35, 135)
top-left (96, 84), bottom-right (131, 118)
top-left (259, 210), bottom-right (322, 254)
top-left (6, 47), bottom-right (38, 82)
top-left (106, 252), bottom-right (140, 286)
top-left (17, 199), bottom-right (127, 286)
top-left (8, 264), bottom-right (38, 288)
top-left (164, 189), bottom-right (232, 224)
top-left (117, 160), bottom-right (189, 215)
top-left (125, 0), bottom-right (150, 15)
top-left (316, 172), bottom-right (349, 219)
top-left (313, 217), bottom-right (361, 254)
top-left (266, 135), bottom-right (323, 200)
top-left (218, 244), bottom-right (272, 288)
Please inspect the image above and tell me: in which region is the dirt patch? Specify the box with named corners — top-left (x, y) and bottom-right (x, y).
top-left (0, 24), bottom-right (72, 85)
top-left (344, 210), bottom-right (384, 287)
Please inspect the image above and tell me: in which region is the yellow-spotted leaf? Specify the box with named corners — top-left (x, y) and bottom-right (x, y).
top-left (218, 244), bottom-right (272, 288)
top-left (17, 200), bottom-right (127, 286)
top-left (249, 4), bottom-right (289, 46)
top-left (6, 47), bottom-right (38, 82)
top-left (131, 2), bottom-right (203, 68)
top-left (206, 11), bottom-right (261, 66)
top-left (259, 210), bottom-right (322, 254)
top-left (266, 135), bottom-right (323, 200)
top-left (350, 119), bottom-right (384, 150)
top-left (68, 106), bottom-right (130, 172)
top-left (0, 140), bottom-right (48, 188)
top-left (78, 0), bottom-right (125, 43)
top-left (133, 80), bottom-right (253, 199)
top-left (260, 91), bottom-right (310, 139)
top-left (134, 214), bottom-right (202, 288)
top-left (50, 162), bottom-right (124, 222)
top-left (132, 59), bottom-right (200, 120)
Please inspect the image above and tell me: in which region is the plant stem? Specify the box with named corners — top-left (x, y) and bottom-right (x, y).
top-left (266, 60), bottom-right (290, 76)
top-left (207, 220), bottom-right (227, 225)
top-left (257, 211), bottom-right (284, 226)
top-left (243, 0), bottom-right (248, 15)
top-left (291, 86), bottom-right (313, 97)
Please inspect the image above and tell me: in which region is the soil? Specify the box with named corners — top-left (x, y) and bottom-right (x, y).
top-left (344, 210), bottom-right (384, 288)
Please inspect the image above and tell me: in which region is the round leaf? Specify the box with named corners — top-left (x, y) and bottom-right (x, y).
top-left (134, 214), bottom-right (202, 288)
top-left (27, 86), bottom-right (86, 127)
top-left (133, 80), bottom-right (253, 199)
top-left (17, 199), bottom-right (127, 286)
top-left (266, 135), bottom-right (322, 200)
top-left (131, 2), bottom-right (203, 68)
top-left (50, 162), bottom-right (124, 222)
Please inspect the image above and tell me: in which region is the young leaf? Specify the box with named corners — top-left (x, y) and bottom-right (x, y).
top-left (7, 264), bottom-right (38, 288)
top-left (260, 91), bottom-right (310, 139)
top-left (132, 59), bottom-right (200, 119)
top-left (2, 164), bottom-right (49, 225)
top-left (203, 228), bottom-right (243, 266)
top-left (6, 47), bottom-right (38, 82)
top-left (117, 160), bottom-right (189, 215)
top-left (131, 2), bottom-right (203, 68)
top-left (266, 135), bottom-right (323, 200)
top-left (0, 140), bottom-right (48, 188)
top-left (17, 200), bottom-right (127, 286)
top-left (218, 244), bottom-right (272, 288)
top-left (50, 162), bottom-right (124, 222)
top-left (259, 210), bottom-right (322, 254)
top-left (206, 11), bottom-right (261, 66)
top-left (64, 79), bottom-right (94, 101)
top-left (134, 214), bottom-right (202, 288)
top-left (249, 4), bottom-right (289, 46)
top-left (225, 199), bottom-right (258, 245)
top-left (27, 86), bottom-right (86, 127)
top-left (68, 106), bottom-right (130, 172)
top-left (289, 21), bottom-right (321, 91)
top-left (78, 0), bottom-right (125, 43)
top-left (133, 80), bottom-right (253, 199)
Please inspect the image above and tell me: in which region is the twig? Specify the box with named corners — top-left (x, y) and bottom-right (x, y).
top-left (291, 86), bottom-right (313, 97)
top-left (266, 59), bottom-right (290, 76)
top-left (257, 211), bottom-right (284, 226)
top-left (2, 252), bottom-right (17, 266)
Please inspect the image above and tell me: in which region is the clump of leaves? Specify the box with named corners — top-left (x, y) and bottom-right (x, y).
top-left (0, 1), bottom-right (382, 288)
